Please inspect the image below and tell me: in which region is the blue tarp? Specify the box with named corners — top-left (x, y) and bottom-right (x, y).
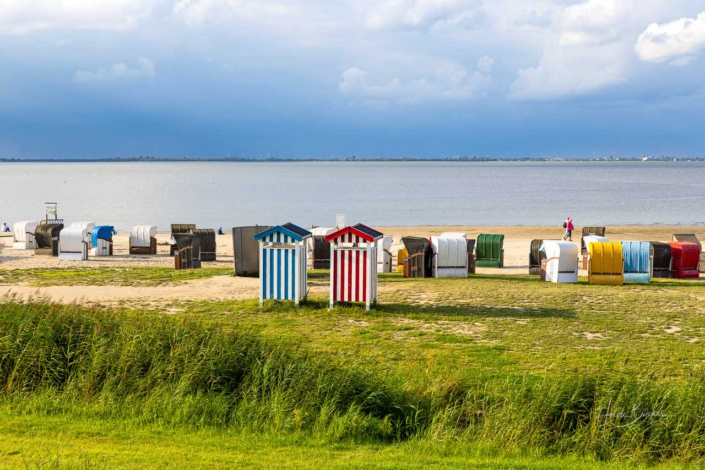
top-left (622, 241), bottom-right (651, 284)
top-left (91, 226), bottom-right (117, 246)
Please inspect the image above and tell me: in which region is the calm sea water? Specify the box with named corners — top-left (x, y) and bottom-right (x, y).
top-left (1, 161), bottom-right (704, 231)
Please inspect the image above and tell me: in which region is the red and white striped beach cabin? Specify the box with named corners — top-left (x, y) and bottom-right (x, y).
top-left (325, 223), bottom-right (383, 311)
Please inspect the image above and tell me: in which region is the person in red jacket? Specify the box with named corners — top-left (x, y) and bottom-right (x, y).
top-left (562, 217), bottom-right (574, 241)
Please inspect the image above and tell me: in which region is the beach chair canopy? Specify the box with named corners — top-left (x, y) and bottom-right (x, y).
top-left (431, 236), bottom-right (467, 271)
top-left (581, 227), bottom-right (606, 253)
top-left (398, 236), bottom-right (432, 278)
top-left (171, 224), bottom-right (196, 234)
top-left (172, 233), bottom-right (201, 258)
top-left (621, 241), bottom-right (651, 283)
top-left (651, 242), bottom-right (672, 273)
top-left (540, 240), bottom-right (578, 259)
top-left (130, 225), bottom-right (157, 247)
top-left (529, 239), bottom-right (544, 269)
top-left (476, 234), bottom-right (504, 267)
top-left (672, 234), bottom-right (701, 250)
top-left (582, 227), bottom-right (606, 237)
top-left (377, 236), bottom-right (394, 271)
top-left (311, 227), bottom-right (334, 237)
top-left (91, 226), bottom-right (116, 247)
top-left (60, 227), bottom-right (88, 253)
top-left (440, 232), bottom-right (466, 239)
top-left (588, 241), bottom-right (623, 285)
top-left (193, 228), bottom-right (217, 251)
top-left (308, 227), bottom-right (334, 269)
top-left (401, 236), bottom-right (431, 257)
top-left (13, 221), bottom-right (37, 242)
top-left (539, 240), bottom-right (578, 283)
top-left (35, 223), bottom-right (64, 248)
top-left (70, 221), bottom-right (95, 232)
top-left (432, 236), bottom-right (466, 266)
top-left (668, 242), bottom-right (700, 279)
top-left (583, 235), bottom-right (608, 247)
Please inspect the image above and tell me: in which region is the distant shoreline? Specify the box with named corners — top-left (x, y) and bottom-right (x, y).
top-left (0, 157), bottom-right (702, 163)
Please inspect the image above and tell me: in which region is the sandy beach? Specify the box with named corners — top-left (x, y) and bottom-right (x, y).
top-left (1, 225), bottom-right (702, 304)
top-left (2, 225), bottom-right (703, 272)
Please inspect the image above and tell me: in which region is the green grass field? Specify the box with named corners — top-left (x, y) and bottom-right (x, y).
top-left (1, 269), bottom-right (704, 468)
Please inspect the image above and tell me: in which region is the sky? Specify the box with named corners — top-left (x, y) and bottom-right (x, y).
top-left (2, 0), bottom-right (705, 159)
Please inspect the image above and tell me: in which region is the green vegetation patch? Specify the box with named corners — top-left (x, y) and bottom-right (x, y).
top-left (1, 300), bottom-right (705, 466)
top-left (0, 266), bottom-right (233, 287)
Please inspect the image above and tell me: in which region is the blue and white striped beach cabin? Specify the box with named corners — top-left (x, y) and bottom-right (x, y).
top-left (255, 223), bottom-right (312, 306)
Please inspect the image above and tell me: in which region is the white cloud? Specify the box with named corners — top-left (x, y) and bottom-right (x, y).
top-left (506, 0), bottom-right (687, 101)
top-left (362, 0), bottom-right (480, 31)
top-left (635, 12), bottom-right (705, 63)
top-left (477, 55), bottom-right (494, 74)
top-left (558, 0), bottom-right (627, 47)
top-left (173, 0), bottom-right (290, 26)
top-left (338, 57), bottom-right (493, 105)
top-left (670, 56), bottom-right (695, 67)
top-left (74, 58), bottom-right (156, 82)
top-left (0, 0), bottom-right (158, 34)
top-left (509, 43), bottom-right (628, 100)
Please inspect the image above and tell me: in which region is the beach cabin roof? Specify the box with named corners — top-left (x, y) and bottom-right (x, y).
top-left (255, 223), bottom-right (312, 243)
top-left (325, 224), bottom-right (383, 243)
top-left (13, 221), bottom-right (38, 242)
top-left (91, 226), bottom-right (116, 246)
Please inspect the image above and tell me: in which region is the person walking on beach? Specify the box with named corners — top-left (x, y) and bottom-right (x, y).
top-left (1, 223), bottom-right (9, 233)
top-left (562, 217), bottom-right (574, 241)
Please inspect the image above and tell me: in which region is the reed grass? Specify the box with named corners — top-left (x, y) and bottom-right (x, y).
top-left (1, 299), bottom-right (705, 466)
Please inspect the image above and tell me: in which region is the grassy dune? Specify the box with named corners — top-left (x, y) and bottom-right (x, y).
top-left (1, 270), bottom-right (705, 469)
